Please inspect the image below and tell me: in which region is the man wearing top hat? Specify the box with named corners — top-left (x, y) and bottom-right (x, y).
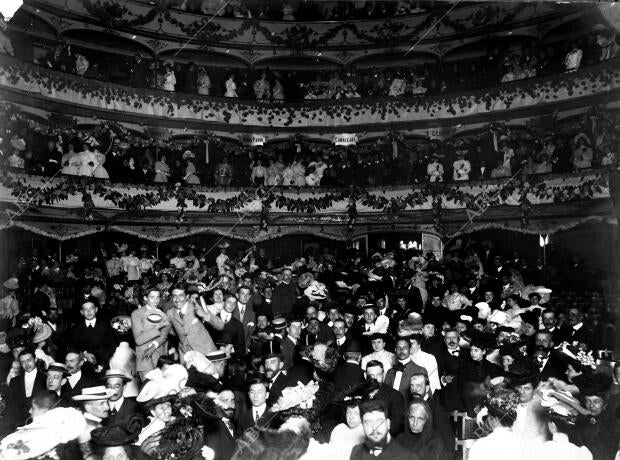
top-left (0, 277), bottom-right (19, 327)
top-left (263, 340), bottom-right (289, 407)
top-left (333, 339), bottom-right (365, 392)
top-left (102, 369), bottom-right (140, 427)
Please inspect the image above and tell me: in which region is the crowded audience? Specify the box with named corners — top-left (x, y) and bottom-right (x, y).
top-left (0, 235), bottom-right (617, 458)
top-left (13, 27), bottom-right (614, 102)
top-left (1, 103), bottom-right (616, 188)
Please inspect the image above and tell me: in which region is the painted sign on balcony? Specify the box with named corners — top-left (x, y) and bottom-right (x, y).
top-left (243, 134), bottom-right (265, 146)
top-left (333, 133), bottom-right (358, 146)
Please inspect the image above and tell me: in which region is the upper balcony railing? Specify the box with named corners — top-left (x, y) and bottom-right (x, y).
top-left (2, 56), bottom-right (619, 131)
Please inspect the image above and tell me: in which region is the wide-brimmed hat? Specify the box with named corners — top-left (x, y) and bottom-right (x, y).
top-left (272, 317), bottom-right (287, 331)
top-left (72, 386), bottom-right (115, 401)
top-left (205, 350), bottom-right (228, 362)
top-left (137, 364), bottom-right (188, 407)
top-left (32, 323), bottom-right (53, 344)
top-left (182, 150), bottom-right (195, 159)
top-left (217, 240), bottom-right (230, 249)
top-left (484, 389), bottom-right (520, 423)
top-left (3, 278), bottom-right (18, 290)
top-left (91, 414), bottom-right (143, 447)
top-left (574, 372), bottom-right (613, 397)
top-left (184, 351), bottom-right (213, 374)
top-left (101, 368), bottom-right (132, 383)
top-left (46, 362), bottom-right (69, 376)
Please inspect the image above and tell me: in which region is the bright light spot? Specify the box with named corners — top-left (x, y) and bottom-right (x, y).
top-left (317, 52), bottom-right (322, 56)
top-left (132, 35), bottom-right (136, 39)
top-left (0, 0), bottom-right (22, 19)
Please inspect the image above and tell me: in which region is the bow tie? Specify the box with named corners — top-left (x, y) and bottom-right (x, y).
top-left (393, 362), bottom-right (405, 372)
top-left (370, 447), bottom-right (383, 456)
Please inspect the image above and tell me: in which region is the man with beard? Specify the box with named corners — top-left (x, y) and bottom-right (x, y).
top-left (436, 329), bottom-right (465, 411)
top-left (263, 341), bottom-right (288, 406)
top-left (205, 389), bottom-right (237, 460)
top-left (366, 360), bottom-right (405, 435)
top-left (350, 400), bottom-right (410, 459)
top-left (534, 330), bottom-right (566, 380)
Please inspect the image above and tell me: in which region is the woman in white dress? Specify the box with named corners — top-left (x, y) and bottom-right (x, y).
top-left (122, 248), bottom-right (141, 282)
top-left (572, 135), bottom-right (593, 170)
top-left (77, 143), bottom-right (97, 177)
top-left (253, 71), bottom-right (270, 100)
top-left (197, 66), bottom-right (211, 95)
top-left (162, 64), bottom-right (176, 92)
top-left (272, 78), bottom-right (284, 100)
top-left (154, 154), bottom-right (170, 183)
top-left (224, 73), bottom-right (238, 98)
top-left (61, 144), bottom-right (79, 176)
top-left (92, 152), bottom-right (109, 179)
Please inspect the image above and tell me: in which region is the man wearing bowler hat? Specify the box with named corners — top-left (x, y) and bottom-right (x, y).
top-left (102, 368), bottom-right (140, 427)
top-left (333, 339), bottom-right (365, 391)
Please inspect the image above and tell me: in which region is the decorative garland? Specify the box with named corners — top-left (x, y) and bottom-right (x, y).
top-left (1, 172), bottom-right (609, 222)
top-left (2, 58), bottom-right (619, 126)
top-left (78, 0), bottom-right (160, 29)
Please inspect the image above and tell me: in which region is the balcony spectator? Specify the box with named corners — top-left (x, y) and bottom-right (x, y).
top-left (7, 140), bottom-right (25, 170)
top-left (266, 158), bottom-right (282, 186)
top-left (453, 150), bottom-right (471, 181)
top-left (0, 14), bottom-right (13, 56)
top-left (154, 154), bottom-right (171, 183)
top-left (197, 66), bottom-right (211, 95)
top-left (134, 158), bottom-right (153, 183)
top-left (564, 42), bottom-right (582, 72)
top-left (182, 151), bottom-right (200, 184)
top-left (185, 62), bottom-right (198, 94)
top-left (75, 53), bottom-right (89, 76)
top-left (499, 139), bottom-right (515, 176)
top-left (224, 73), bottom-right (238, 98)
top-left (61, 143), bottom-right (80, 176)
top-left (45, 42), bottom-right (72, 72)
top-left (77, 138), bottom-right (99, 177)
top-left (600, 143), bottom-right (616, 167)
top-left (473, 159), bottom-right (491, 180)
top-left (215, 156), bottom-right (233, 185)
top-left (253, 72), bottom-right (271, 101)
top-left (388, 71), bottom-right (405, 97)
top-left (572, 134), bottom-right (593, 170)
top-left (292, 157), bottom-right (306, 186)
top-left (129, 53), bottom-right (149, 88)
top-left (491, 158), bottom-right (510, 178)
top-left (251, 159), bottom-right (267, 185)
top-left (282, 0), bottom-right (295, 20)
top-left (162, 63), bottom-right (176, 92)
top-left (272, 77), bottom-right (285, 100)
top-left (596, 29), bottom-right (619, 61)
top-left (427, 154), bottom-right (444, 183)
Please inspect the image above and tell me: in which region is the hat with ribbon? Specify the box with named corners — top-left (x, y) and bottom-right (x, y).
top-left (72, 386), bottom-right (115, 401)
top-left (101, 368), bottom-right (132, 383)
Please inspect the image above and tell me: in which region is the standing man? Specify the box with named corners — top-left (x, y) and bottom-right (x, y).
top-left (271, 268), bottom-right (296, 319)
top-left (408, 333), bottom-right (440, 394)
top-left (65, 300), bottom-right (115, 370)
top-left (6, 349), bottom-right (46, 430)
top-left (205, 390), bottom-right (237, 460)
top-left (365, 360), bottom-right (405, 435)
top-left (167, 282), bottom-right (224, 360)
top-left (349, 400), bottom-right (409, 459)
top-left (264, 341), bottom-right (288, 406)
top-left (233, 286), bottom-right (256, 349)
top-left (281, 318), bottom-right (302, 370)
top-left (236, 376), bottom-right (271, 433)
top-left (61, 350), bottom-right (97, 401)
top-left (384, 338), bottom-right (427, 401)
top-left (216, 294), bottom-right (246, 359)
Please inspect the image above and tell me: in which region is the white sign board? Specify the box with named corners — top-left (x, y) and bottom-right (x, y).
top-left (333, 133), bottom-right (358, 146)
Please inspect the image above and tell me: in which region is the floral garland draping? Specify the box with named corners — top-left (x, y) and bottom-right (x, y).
top-left (0, 172), bottom-right (610, 221)
top-left (78, 0), bottom-right (160, 30)
top-left (2, 59), bottom-right (619, 128)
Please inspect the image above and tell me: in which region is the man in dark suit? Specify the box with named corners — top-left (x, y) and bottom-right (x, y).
top-left (102, 369), bottom-right (140, 427)
top-left (263, 341), bottom-right (289, 407)
top-left (534, 331), bottom-right (567, 380)
top-left (214, 295), bottom-right (246, 359)
top-left (473, 159), bottom-right (492, 180)
top-left (232, 286), bottom-right (256, 350)
top-left (271, 268), bottom-right (297, 319)
top-left (6, 349), bottom-right (46, 430)
top-left (409, 372), bottom-right (453, 447)
top-left (280, 318), bottom-right (302, 370)
top-left (384, 338), bottom-right (428, 402)
top-left (61, 350), bottom-right (98, 401)
top-left (542, 310), bottom-right (569, 345)
top-left (567, 308), bottom-right (596, 350)
top-left (436, 329), bottom-right (466, 411)
top-left (331, 318), bottom-right (349, 355)
top-left (204, 390), bottom-right (237, 460)
top-left (64, 300), bottom-right (115, 369)
top-left (236, 377), bottom-right (273, 434)
top-left (365, 360), bottom-right (405, 435)
top-left (333, 339), bottom-right (365, 392)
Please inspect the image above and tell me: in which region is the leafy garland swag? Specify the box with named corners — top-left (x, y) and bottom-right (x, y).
top-left (2, 173), bottom-right (608, 232)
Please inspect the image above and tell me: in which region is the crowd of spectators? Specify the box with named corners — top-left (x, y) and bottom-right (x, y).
top-left (16, 28), bottom-right (616, 103)
top-left (0, 232), bottom-right (617, 458)
top-left (1, 102), bottom-right (616, 188)
top-left (167, 0), bottom-right (445, 21)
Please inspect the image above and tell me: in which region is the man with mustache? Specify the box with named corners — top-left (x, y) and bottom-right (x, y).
top-left (436, 328), bottom-right (466, 411)
top-left (350, 399), bottom-right (410, 459)
top-left (205, 389), bottom-right (237, 460)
